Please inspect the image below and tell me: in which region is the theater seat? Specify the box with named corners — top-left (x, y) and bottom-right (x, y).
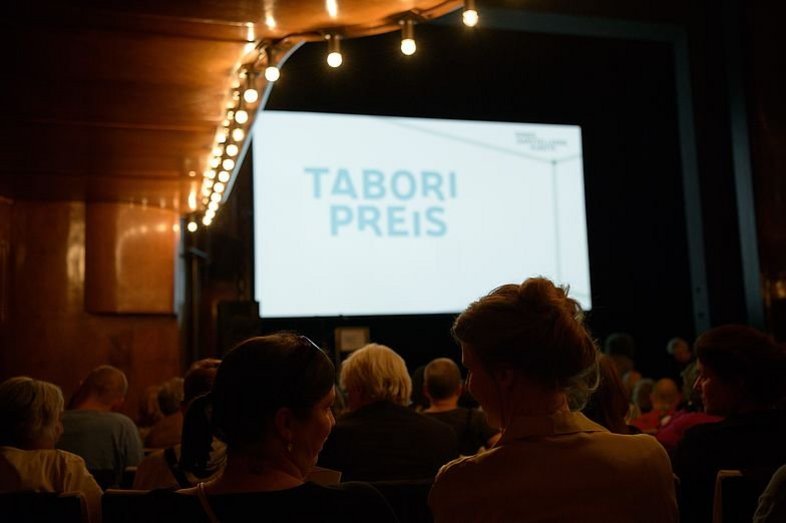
top-left (0, 491), bottom-right (86, 523)
top-left (713, 468), bottom-right (779, 523)
top-left (370, 479), bottom-right (434, 523)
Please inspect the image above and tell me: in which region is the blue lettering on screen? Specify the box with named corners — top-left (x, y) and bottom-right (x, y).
top-left (312, 168), bottom-right (456, 237)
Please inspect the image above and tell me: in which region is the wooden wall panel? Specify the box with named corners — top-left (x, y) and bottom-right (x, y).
top-left (0, 201), bottom-right (181, 420)
top-left (85, 203), bottom-right (178, 313)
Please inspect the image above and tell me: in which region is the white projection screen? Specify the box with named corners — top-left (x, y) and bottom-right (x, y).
top-left (252, 110), bottom-right (591, 318)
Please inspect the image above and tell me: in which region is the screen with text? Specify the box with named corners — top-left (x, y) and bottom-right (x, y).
top-left (253, 111), bottom-right (591, 318)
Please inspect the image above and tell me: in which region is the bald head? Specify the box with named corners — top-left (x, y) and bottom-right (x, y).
top-left (651, 378), bottom-right (680, 410)
top-left (424, 358), bottom-right (462, 400)
top-left (80, 365), bottom-right (128, 408)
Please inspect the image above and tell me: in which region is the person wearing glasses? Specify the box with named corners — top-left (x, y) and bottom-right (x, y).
top-left (145, 333), bottom-right (396, 522)
top-left (429, 277), bottom-right (678, 523)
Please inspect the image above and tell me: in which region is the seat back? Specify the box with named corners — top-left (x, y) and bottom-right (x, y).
top-left (0, 491), bottom-right (86, 523)
top-left (370, 478), bottom-right (434, 523)
top-left (713, 468), bottom-right (778, 523)
top-left (102, 489), bottom-right (149, 523)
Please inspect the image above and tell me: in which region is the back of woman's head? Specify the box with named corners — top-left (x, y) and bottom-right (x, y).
top-left (340, 343), bottom-right (412, 406)
top-left (695, 324), bottom-right (786, 407)
top-left (0, 377), bottom-right (64, 447)
top-left (580, 355), bottom-right (630, 434)
top-left (453, 277), bottom-right (599, 403)
top-left (210, 333), bottom-right (335, 452)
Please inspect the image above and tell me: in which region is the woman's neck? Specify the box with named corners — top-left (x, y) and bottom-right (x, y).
top-left (202, 453), bottom-right (304, 494)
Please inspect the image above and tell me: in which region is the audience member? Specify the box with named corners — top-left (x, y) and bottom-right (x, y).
top-left (422, 358), bottom-right (499, 455)
top-left (631, 378), bottom-right (655, 417)
top-left (133, 359), bottom-right (225, 490)
top-left (429, 277), bottom-right (678, 523)
top-left (655, 362), bottom-right (722, 456)
top-left (666, 337), bottom-right (694, 385)
top-left (143, 333), bottom-right (396, 522)
top-left (630, 378), bottom-right (680, 434)
top-left (144, 377), bottom-right (185, 448)
top-left (57, 365), bottom-right (143, 489)
top-left (318, 343), bottom-right (458, 481)
top-left (409, 365), bottom-right (429, 412)
top-left (0, 377), bottom-right (102, 523)
top-left (603, 332), bottom-right (642, 398)
top-left (754, 464), bottom-right (786, 523)
top-left (672, 324), bottom-right (786, 523)
top-left (580, 354), bottom-right (631, 434)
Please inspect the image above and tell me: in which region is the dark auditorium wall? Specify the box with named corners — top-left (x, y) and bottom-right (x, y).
top-left (0, 200), bottom-right (181, 420)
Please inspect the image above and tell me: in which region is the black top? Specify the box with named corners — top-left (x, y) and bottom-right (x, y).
top-left (133, 482), bottom-right (397, 523)
top-left (424, 408), bottom-right (497, 456)
top-left (672, 408), bottom-right (786, 523)
top-left (318, 401), bottom-right (459, 481)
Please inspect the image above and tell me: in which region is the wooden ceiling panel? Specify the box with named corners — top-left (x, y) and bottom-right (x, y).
top-left (1, 0), bottom-right (463, 208)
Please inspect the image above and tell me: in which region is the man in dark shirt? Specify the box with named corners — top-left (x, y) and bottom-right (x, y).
top-left (421, 358), bottom-right (499, 455)
top-left (318, 344), bottom-right (458, 481)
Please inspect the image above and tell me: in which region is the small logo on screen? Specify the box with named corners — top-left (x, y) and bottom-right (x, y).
top-left (516, 132), bottom-right (569, 152)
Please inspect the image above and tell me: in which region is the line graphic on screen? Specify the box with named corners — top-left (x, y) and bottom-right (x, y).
top-left (253, 111), bottom-right (591, 318)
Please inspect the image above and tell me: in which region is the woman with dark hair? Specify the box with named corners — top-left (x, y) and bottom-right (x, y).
top-left (672, 324), bottom-right (786, 523)
top-left (147, 333), bottom-right (396, 522)
top-left (429, 277), bottom-right (677, 523)
top-left (580, 354), bottom-right (632, 434)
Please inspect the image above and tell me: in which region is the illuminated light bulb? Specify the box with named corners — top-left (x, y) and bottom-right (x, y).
top-left (208, 201), bottom-right (219, 211)
top-left (202, 186), bottom-right (211, 196)
top-left (243, 87), bottom-right (259, 104)
top-left (265, 65), bottom-right (280, 82)
top-left (202, 197), bottom-right (209, 205)
top-left (463, 0), bottom-right (478, 27)
top-left (400, 19), bottom-right (416, 56)
top-left (205, 208), bottom-right (216, 218)
top-left (225, 143), bottom-right (239, 157)
top-left (218, 171), bottom-right (230, 183)
top-left (202, 216), bottom-right (212, 226)
top-left (234, 109), bottom-right (249, 124)
top-left (209, 156), bottom-right (221, 168)
top-left (188, 170), bottom-right (196, 178)
top-left (232, 128), bottom-right (245, 142)
top-left (212, 145), bottom-right (223, 157)
top-left (187, 221), bottom-right (198, 233)
top-left (214, 182), bottom-right (226, 193)
top-left (204, 179), bottom-right (214, 189)
top-left (326, 34), bottom-right (342, 68)
top-left (210, 192), bottom-right (222, 203)
top-left (216, 130), bottom-right (227, 143)
top-left (222, 158), bottom-right (235, 170)
top-left (222, 118), bottom-right (231, 127)
top-left (206, 170), bottom-right (216, 180)
top-left (401, 38), bottom-right (416, 55)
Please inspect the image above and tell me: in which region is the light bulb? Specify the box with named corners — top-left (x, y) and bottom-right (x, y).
top-left (327, 52), bottom-right (342, 68)
top-left (212, 145), bottom-right (223, 157)
top-left (234, 109), bottom-right (249, 124)
top-left (203, 179), bottom-right (214, 189)
top-left (205, 170), bottom-right (216, 179)
top-left (205, 208), bottom-right (216, 218)
top-left (326, 34), bottom-right (342, 68)
top-left (400, 19), bottom-right (416, 56)
top-left (187, 221), bottom-right (198, 233)
top-left (202, 186), bottom-right (211, 196)
top-left (209, 157), bottom-right (221, 168)
top-left (208, 201), bottom-right (219, 211)
top-left (214, 182), bottom-right (225, 193)
top-left (216, 129), bottom-right (227, 144)
top-left (210, 192), bottom-right (222, 203)
top-left (218, 171), bottom-right (230, 183)
top-left (243, 87), bottom-right (259, 104)
top-left (463, 9), bottom-right (479, 27)
top-left (225, 143), bottom-right (239, 157)
top-left (265, 66), bottom-right (280, 82)
top-left (232, 128), bottom-right (245, 142)
top-left (222, 158), bottom-right (235, 170)
top-left (202, 216), bottom-right (212, 226)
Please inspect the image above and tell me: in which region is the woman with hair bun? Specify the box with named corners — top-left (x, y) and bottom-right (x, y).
top-left (429, 277), bottom-right (678, 523)
top-left (148, 333), bottom-right (396, 522)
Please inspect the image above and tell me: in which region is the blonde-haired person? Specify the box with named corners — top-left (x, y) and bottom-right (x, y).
top-left (429, 277), bottom-right (678, 523)
top-left (318, 343), bottom-right (458, 481)
top-left (0, 376), bottom-right (102, 523)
